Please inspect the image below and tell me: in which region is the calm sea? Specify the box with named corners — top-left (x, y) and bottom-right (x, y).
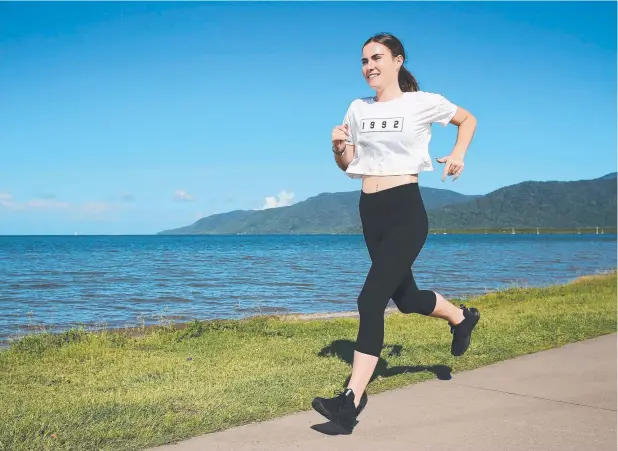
top-left (0, 234), bottom-right (616, 344)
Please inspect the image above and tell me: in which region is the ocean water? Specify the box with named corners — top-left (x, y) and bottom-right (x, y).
top-left (0, 234), bottom-right (616, 344)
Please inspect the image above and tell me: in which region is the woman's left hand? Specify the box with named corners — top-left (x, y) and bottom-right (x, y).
top-left (436, 154), bottom-right (465, 181)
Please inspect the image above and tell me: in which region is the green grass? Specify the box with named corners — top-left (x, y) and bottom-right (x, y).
top-left (1, 272), bottom-right (616, 451)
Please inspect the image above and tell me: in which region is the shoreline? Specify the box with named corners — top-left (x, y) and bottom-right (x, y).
top-left (3, 270), bottom-right (615, 351)
top-left (2, 229), bottom-right (617, 237)
top-left (159, 229), bottom-right (618, 236)
top-left (0, 306), bottom-right (402, 351)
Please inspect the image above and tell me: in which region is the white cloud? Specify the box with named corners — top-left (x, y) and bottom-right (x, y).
top-left (25, 199), bottom-right (70, 209)
top-left (0, 194), bottom-right (123, 218)
top-left (0, 193), bottom-right (17, 209)
top-left (261, 190), bottom-right (295, 210)
top-left (174, 189), bottom-right (194, 202)
top-left (80, 202), bottom-right (114, 215)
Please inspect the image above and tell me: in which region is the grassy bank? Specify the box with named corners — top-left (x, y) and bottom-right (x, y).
top-left (1, 273), bottom-right (616, 451)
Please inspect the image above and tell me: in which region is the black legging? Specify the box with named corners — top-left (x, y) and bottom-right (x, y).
top-left (355, 182), bottom-right (437, 357)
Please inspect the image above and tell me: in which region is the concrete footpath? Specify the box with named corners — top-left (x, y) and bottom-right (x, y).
top-left (148, 334), bottom-right (617, 451)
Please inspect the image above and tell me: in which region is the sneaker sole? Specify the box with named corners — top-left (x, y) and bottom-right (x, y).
top-left (451, 308), bottom-right (480, 356)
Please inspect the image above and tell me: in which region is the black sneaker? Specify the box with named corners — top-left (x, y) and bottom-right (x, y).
top-left (449, 304), bottom-right (480, 356)
top-left (311, 388), bottom-right (367, 432)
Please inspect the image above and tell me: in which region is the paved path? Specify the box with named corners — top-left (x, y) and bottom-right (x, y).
top-left (148, 333), bottom-right (617, 451)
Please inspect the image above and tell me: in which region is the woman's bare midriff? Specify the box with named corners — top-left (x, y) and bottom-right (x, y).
top-left (361, 174), bottom-right (418, 194)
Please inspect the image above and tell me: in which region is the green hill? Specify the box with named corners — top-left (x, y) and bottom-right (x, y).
top-left (157, 173), bottom-right (617, 235)
top-left (158, 187), bottom-right (476, 235)
top-left (428, 174), bottom-right (617, 229)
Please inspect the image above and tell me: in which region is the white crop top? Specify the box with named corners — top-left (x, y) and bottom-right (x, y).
top-left (342, 91), bottom-right (458, 178)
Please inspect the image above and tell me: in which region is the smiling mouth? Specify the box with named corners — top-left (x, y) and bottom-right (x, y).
top-left (367, 73), bottom-right (380, 80)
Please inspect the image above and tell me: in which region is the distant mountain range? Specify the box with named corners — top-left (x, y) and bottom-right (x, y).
top-left (157, 173), bottom-right (617, 235)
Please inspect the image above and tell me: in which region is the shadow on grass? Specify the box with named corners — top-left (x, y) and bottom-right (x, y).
top-left (318, 339), bottom-right (453, 382)
top-left (310, 339), bottom-right (452, 435)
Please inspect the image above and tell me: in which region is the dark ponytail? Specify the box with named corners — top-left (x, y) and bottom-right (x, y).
top-left (398, 66), bottom-right (419, 92)
top-left (363, 33), bottom-right (420, 92)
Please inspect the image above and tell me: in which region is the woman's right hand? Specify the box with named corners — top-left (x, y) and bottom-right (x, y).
top-left (331, 124), bottom-right (349, 153)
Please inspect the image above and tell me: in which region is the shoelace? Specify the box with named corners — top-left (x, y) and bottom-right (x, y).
top-left (332, 389), bottom-right (351, 407)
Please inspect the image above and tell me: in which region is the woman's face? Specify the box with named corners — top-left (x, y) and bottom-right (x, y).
top-left (361, 42), bottom-right (402, 90)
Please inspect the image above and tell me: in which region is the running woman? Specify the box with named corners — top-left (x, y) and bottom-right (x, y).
top-left (311, 32), bottom-right (481, 432)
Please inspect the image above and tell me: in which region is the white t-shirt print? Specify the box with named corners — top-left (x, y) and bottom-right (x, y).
top-left (342, 91), bottom-right (458, 178)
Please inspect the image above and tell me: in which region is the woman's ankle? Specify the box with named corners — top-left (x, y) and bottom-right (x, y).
top-left (431, 292), bottom-right (465, 324)
top-left (345, 387), bottom-right (364, 408)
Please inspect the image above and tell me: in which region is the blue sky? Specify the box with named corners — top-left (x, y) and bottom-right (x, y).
top-left (1, 1), bottom-right (616, 235)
